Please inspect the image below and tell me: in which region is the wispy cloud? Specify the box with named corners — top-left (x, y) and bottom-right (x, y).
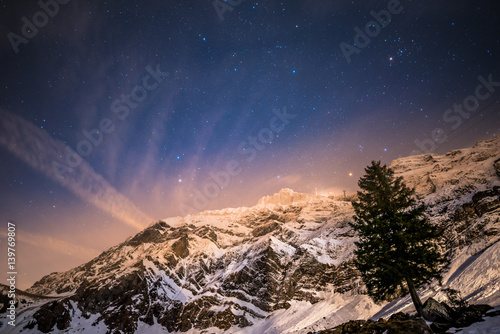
top-left (0, 231), bottom-right (100, 260)
top-left (0, 108), bottom-right (152, 230)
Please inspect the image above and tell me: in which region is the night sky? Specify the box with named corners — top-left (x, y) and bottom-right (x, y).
top-left (0, 1), bottom-right (499, 289)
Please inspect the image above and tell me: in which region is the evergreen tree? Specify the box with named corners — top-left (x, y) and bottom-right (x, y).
top-left (350, 161), bottom-right (448, 318)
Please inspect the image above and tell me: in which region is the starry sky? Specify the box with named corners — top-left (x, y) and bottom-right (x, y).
top-left (0, 1), bottom-right (499, 290)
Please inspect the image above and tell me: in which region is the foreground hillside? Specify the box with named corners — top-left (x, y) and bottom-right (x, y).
top-left (1, 138), bottom-right (499, 333)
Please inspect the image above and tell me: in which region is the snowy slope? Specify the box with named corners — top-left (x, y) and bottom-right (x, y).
top-left (449, 305), bottom-right (500, 333)
top-left (1, 137), bottom-right (498, 334)
top-left (0, 284), bottom-right (60, 333)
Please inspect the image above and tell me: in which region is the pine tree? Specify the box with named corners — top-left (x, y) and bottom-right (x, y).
top-left (350, 161), bottom-right (448, 318)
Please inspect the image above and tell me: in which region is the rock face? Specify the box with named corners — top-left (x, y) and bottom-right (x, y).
top-left (5, 137), bottom-right (499, 334)
top-left (422, 297), bottom-right (455, 323)
top-left (421, 297), bottom-right (493, 333)
top-left (318, 312), bottom-right (433, 334)
top-left (390, 138), bottom-right (500, 253)
top-left (257, 188), bottom-right (315, 205)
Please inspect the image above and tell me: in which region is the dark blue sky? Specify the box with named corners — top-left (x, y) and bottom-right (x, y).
top-left (0, 0), bottom-right (499, 289)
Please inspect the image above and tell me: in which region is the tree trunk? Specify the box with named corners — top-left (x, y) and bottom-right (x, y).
top-left (406, 277), bottom-right (425, 318)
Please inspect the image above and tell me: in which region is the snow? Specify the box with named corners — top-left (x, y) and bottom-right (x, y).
top-left (372, 239), bottom-right (500, 322)
top-left (135, 318), bottom-right (172, 334)
top-left (223, 259), bottom-right (249, 279)
top-left (143, 259), bottom-right (192, 303)
top-left (189, 234), bottom-right (225, 258)
top-left (0, 298), bottom-right (109, 334)
top-left (299, 235), bottom-right (354, 266)
top-left (63, 301), bottom-right (109, 333)
top-left (223, 297), bottom-right (266, 317)
top-left (444, 241), bottom-right (500, 305)
top-left (228, 293), bottom-right (381, 334)
top-left (270, 236), bottom-right (296, 257)
top-left (448, 306), bottom-right (500, 333)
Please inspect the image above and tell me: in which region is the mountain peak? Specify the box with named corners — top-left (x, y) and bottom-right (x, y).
top-left (257, 187), bottom-right (315, 206)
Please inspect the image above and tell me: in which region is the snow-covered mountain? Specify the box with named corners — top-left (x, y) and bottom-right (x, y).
top-left (1, 137), bottom-right (499, 334)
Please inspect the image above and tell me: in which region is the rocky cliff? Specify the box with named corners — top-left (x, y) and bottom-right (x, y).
top-left (257, 188), bottom-right (315, 206)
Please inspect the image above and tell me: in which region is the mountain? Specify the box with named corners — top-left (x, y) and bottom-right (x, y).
top-left (1, 137), bottom-right (499, 334)
top-left (0, 284), bottom-right (58, 330)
